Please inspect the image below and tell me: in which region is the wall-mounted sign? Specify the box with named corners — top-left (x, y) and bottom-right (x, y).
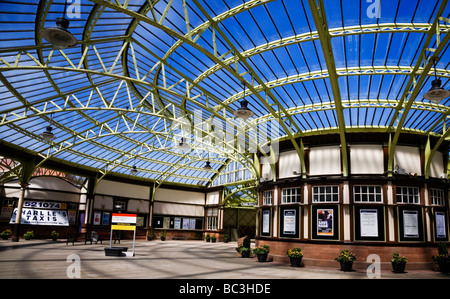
top-left (10, 208), bottom-right (69, 226)
top-left (24, 200), bottom-right (66, 210)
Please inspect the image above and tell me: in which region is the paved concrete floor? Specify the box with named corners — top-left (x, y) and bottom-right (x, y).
top-left (0, 238), bottom-right (449, 280)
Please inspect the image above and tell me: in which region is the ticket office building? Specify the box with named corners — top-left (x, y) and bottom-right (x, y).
top-left (256, 133), bottom-right (449, 270)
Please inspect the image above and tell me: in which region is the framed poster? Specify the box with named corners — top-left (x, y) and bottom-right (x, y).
top-left (279, 206), bottom-right (299, 238)
top-left (398, 207), bottom-right (423, 242)
top-left (403, 210), bottom-right (419, 238)
top-left (354, 206), bottom-right (385, 241)
top-left (312, 205), bottom-right (339, 240)
top-left (317, 209), bottom-right (333, 236)
top-left (101, 212), bottom-right (110, 225)
top-left (93, 211), bottom-right (101, 225)
top-left (174, 218), bottom-right (181, 229)
top-left (434, 210), bottom-right (448, 241)
top-left (261, 208), bottom-right (271, 236)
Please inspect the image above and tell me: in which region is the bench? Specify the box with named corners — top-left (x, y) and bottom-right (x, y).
top-left (98, 232), bottom-right (120, 244)
top-left (66, 231), bottom-right (121, 245)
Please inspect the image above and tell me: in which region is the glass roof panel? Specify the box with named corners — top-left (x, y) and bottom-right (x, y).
top-left (0, 0), bottom-right (449, 187)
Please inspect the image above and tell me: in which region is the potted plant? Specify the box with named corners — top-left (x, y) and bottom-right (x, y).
top-left (236, 245), bottom-right (251, 258)
top-left (211, 234), bottom-right (216, 243)
top-left (287, 247), bottom-right (303, 267)
top-left (147, 228), bottom-right (154, 241)
top-left (334, 249), bottom-right (356, 271)
top-left (205, 233), bottom-right (210, 242)
top-left (432, 242), bottom-right (450, 274)
top-left (224, 233), bottom-right (229, 243)
top-left (23, 231), bottom-right (34, 240)
top-left (391, 252), bottom-right (407, 273)
top-left (160, 230), bottom-right (166, 241)
top-left (236, 235), bottom-right (251, 258)
top-left (1, 229), bottom-right (11, 240)
top-left (50, 231), bottom-right (59, 241)
top-left (253, 244), bottom-right (270, 262)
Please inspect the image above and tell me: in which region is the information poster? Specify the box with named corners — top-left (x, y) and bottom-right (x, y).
top-left (403, 210), bottom-right (419, 238)
top-left (317, 209), bottom-right (333, 236)
top-left (283, 209), bottom-right (296, 235)
top-left (436, 212), bottom-right (447, 238)
top-left (360, 209), bottom-right (378, 237)
top-left (262, 210), bottom-right (270, 234)
top-left (174, 218), bottom-right (181, 229)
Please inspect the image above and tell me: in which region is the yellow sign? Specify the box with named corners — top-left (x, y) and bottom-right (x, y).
top-left (111, 224), bottom-right (136, 231)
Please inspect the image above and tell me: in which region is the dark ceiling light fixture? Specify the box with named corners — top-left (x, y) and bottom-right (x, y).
top-left (423, 59), bottom-right (450, 104)
top-left (176, 137), bottom-right (191, 151)
top-left (203, 161), bottom-right (212, 170)
top-left (130, 165), bottom-right (138, 175)
top-left (40, 114), bottom-right (56, 141)
top-left (233, 82), bottom-right (254, 120)
top-left (40, 125), bottom-right (56, 141)
top-left (42, 1), bottom-right (77, 49)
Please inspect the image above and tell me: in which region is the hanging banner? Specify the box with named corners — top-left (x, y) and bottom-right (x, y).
top-left (10, 208), bottom-right (69, 226)
top-left (111, 213), bottom-right (137, 231)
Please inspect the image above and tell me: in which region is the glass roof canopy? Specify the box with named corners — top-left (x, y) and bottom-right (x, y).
top-left (0, 0), bottom-right (449, 188)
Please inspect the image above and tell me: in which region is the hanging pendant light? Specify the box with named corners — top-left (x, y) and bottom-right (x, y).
top-left (423, 60), bottom-right (450, 103)
top-left (40, 126), bottom-right (55, 141)
top-left (203, 161), bottom-right (212, 170)
top-left (176, 137), bottom-right (191, 151)
top-left (42, 1), bottom-right (77, 49)
top-left (130, 165), bottom-right (138, 175)
top-left (233, 82), bottom-right (254, 120)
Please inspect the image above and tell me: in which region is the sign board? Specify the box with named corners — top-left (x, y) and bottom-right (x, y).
top-left (111, 213), bottom-right (137, 231)
top-left (110, 213), bottom-right (137, 256)
top-left (10, 208), bottom-right (69, 226)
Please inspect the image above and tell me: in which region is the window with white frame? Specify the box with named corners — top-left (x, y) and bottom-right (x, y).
top-left (396, 186), bottom-right (419, 204)
top-left (430, 189), bottom-right (445, 206)
top-left (263, 190), bottom-right (272, 205)
top-left (313, 185), bottom-right (339, 203)
top-left (282, 187), bottom-right (301, 204)
top-left (354, 185), bottom-right (382, 203)
top-left (206, 208), bottom-right (218, 230)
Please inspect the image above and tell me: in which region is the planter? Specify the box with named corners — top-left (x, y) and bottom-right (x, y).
top-left (256, 253), bottom-right (268, 262)
top-left (160, 236), bottom-right (166, 241)
top-left (1, 235), bottom-right (9, 240)
top-left (289, 256), bottom-right (303, 267)
top-left (104, 247), bottom-right (128, 257)
top-left (211, 238), bottom-right (216, 243)
top-left (241, 250), bottom-right (250, 258)
top-left (205, 237), bottom-right (210, 242)
top-left (391, 262), bottom-right (407, 273)
top-left (339, 261), bottom-right (353, 272)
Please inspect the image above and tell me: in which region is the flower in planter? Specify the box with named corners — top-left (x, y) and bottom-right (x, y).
top-left (287, 248), bottom-right (303, 258)
top-left (391, 252), bottom-right (407, 264)
top-left (252, 244), bottom-right (270, 255)
top-left (334, 250), bottom-right (356, 263)
top-left (391, 252), bottom-right (408, 273)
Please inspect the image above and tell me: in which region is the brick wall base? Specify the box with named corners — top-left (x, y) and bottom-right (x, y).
top-left (256, 239), bottom-right (441, 271)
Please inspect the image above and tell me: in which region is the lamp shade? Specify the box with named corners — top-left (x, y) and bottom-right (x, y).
top-left (203, 161), bottom-right (212, 170)
top-left (42, 17), bottom-right (77, 49)
top-left (40, 126), bottom-right (55, 141)
top-left (131, 165), bottom-right (138, 174)
top-left (423, 79), bottom-right (450, 103)
top-left (233, 99), bottom-right (254, 120)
